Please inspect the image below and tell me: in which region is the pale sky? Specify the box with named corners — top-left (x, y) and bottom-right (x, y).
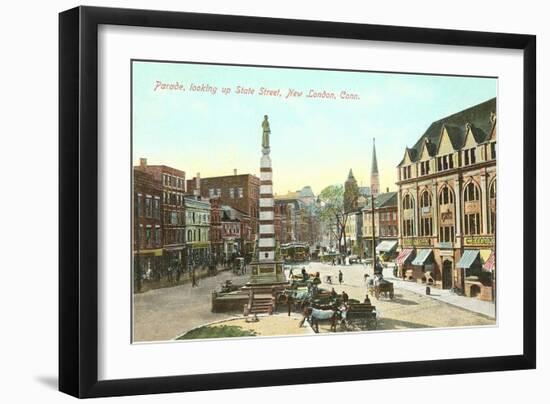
top-left (132, 60), bottom-right (496, 195)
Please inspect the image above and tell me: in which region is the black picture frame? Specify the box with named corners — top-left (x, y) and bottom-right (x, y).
top-left (59, 5), bottom-right (536, 398)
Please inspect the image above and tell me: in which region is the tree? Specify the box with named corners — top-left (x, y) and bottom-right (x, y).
top-left (318, 185), bottom-right (348, 253)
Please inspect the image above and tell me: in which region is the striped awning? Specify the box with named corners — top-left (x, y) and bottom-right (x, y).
top-left (412, 249), bottom-right (433, 266)
top-left (457, 250), bottom-right (480, 269)
top-left (483, 251), bottom-right (495, 272)
top-left (396, 249), bottom-right (414, 265)
top-left (376, 240), bottom-right (398, 253)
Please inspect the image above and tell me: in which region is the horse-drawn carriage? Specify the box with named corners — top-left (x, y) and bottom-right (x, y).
top-left (346, 303), bottom-right (378, 330)
top-left (368, 278), bottom-right (394, 299)
top-left (301, 302), bottom-right (378, 333)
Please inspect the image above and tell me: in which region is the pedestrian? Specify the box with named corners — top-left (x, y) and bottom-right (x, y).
top-left (342, 290), bottom-right (349, 303)
top-left (289, 267), bottom-right (294, 279)
top-left (287, 292), bottom-right (294, 316)
top-left (191, 265), bottom-right (198, 287)
top-left (364, 273), bottom-right (369, 283)
top-left (338, 270), bottom-right (343, 285)
top-left (364, 293), bottom-right (372, 305)
top-left (330, 287), bottom-right (337, 298)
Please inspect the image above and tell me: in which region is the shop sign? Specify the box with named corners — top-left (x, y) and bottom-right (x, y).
top-left (463, 235), bottom-right (494, 246)
top-left (402, 237), bottom-right (431, 247)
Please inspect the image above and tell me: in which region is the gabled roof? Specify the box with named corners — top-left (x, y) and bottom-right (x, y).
top-left (361, 191), bottom-right (397, 210)
top-left (398, 97), bottom-right (496, 165)
top-left (420, 138), bottom-right (437, 159)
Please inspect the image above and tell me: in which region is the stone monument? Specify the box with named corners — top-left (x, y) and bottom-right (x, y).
top-left (249, 115), bottom-right (286, 283)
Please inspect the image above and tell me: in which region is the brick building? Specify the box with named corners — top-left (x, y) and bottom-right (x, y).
top-left (135, 158), bottom-right (186, 274)
top-left (274, 194), bottom-right (319, 248)
top-left (395, 98), bottom-right (496, 300)
top-left (220, 205), bottom-right (243, 259)
top-left (187, 172), bottom-right (260, 256)
top-left (133, 168), bottom-right (163, 286)
top-left (362, 191), bottom-right (399, 259)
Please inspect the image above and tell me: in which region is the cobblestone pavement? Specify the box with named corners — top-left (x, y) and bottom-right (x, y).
top-left (290, 262), bottom-right (495, 333)
top-left (133, 270), bottom-right (247, 342)
top-left (134, 262), bottom-right (496, 342)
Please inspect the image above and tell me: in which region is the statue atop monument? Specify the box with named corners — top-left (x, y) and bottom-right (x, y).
top-left (262, 115), bottom-right (270, 149)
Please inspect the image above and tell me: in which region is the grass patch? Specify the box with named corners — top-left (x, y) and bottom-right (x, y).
top-left (177, 325), bottom-right (256, 340)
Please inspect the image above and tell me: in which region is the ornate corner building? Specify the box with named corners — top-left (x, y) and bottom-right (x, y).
top-left (396, 98), bottom-right (497, 301)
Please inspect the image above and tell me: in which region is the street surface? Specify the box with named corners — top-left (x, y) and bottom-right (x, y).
top-left (133, 262), bottom-right (495, 342)
top-left (292, 262), bottom-right (495, 333)
top-left (133, 270), bottom-right (248, 342)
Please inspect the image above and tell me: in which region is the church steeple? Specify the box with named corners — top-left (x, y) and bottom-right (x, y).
top-left (371, 138), bottom-right (380, 198)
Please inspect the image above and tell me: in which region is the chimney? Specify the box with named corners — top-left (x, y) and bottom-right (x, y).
top-left (386, 187), bottom-right (389, 193)
top-left (139, 158), bottom-right (147, 168)
top-left (233, 169), bottom-right (237, 176)
top-left (193, 173), bottom-right (201, 197)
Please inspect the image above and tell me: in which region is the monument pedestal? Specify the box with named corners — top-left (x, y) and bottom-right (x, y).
top-left (249, 259), bottom-right (286, 284)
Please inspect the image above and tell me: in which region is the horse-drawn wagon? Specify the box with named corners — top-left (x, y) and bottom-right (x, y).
top-left (368, 278), bottom-right (394, 300)
top-left (346, 303), bottom-right (378, 330)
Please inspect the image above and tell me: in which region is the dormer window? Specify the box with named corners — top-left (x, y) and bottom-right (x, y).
top-left (420, 161), bottom-right (430, 176)
top-left (436, 154), bottom-right (454, 171)
top-left (463, 148), bottom-right (476, 166)
top-left (402, 165), bottom-right (412, 180)
top-left (490, 142), bottom-right (496, 160)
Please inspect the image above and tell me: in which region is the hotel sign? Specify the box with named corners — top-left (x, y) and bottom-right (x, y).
top-left (464, 236), bottom-right (495, 246)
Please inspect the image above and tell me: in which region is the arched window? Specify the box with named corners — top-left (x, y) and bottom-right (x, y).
top-left (403, 194), bottom-right (414, 210)
top-left (489, 179), bottom-right (496, 234)
top-left (463, 182), bottom-right (481, 235)
top-left (439, 186), bottom-right (454, 205)
top-left (402, 194), bottom-right (414, 237)
top-left (438, 185), bottom-right (455, 243)
top-left (187, 229), bottom-right (192, 242)
top-left (419, 190), bottom-right (432, 236)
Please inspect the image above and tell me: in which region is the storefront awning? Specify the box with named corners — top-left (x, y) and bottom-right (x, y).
top-left (412, 249), bottom-right (433, 266)
top-left (483, 251), bottom-right (495, 272)
top-left (457, 250), bottom-right (480, 269)
top-left (376, 240), bottom-right (398, 253)
top-left (396, 248), bottom-right (414, 265)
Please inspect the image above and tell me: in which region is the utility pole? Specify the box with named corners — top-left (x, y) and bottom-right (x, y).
top-left (371, 193), bottom-right (377, 273)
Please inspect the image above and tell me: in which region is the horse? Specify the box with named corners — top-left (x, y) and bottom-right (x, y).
top-left (298, 305), bottom-right (348, 333)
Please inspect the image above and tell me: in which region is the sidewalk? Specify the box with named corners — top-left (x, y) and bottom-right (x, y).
top-left (381, 266), bottom-right (496, 319)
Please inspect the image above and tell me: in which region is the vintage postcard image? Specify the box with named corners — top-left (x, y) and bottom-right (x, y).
top-left (132, 61), bottom-right (497, 342)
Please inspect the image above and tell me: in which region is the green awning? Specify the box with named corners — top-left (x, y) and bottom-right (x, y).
top-left (376, 240), bottom-right (398, 252)
top-left (457, 250), bottom-right (480, 269)
top-left (412, 249), bottom-right (433, 266)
